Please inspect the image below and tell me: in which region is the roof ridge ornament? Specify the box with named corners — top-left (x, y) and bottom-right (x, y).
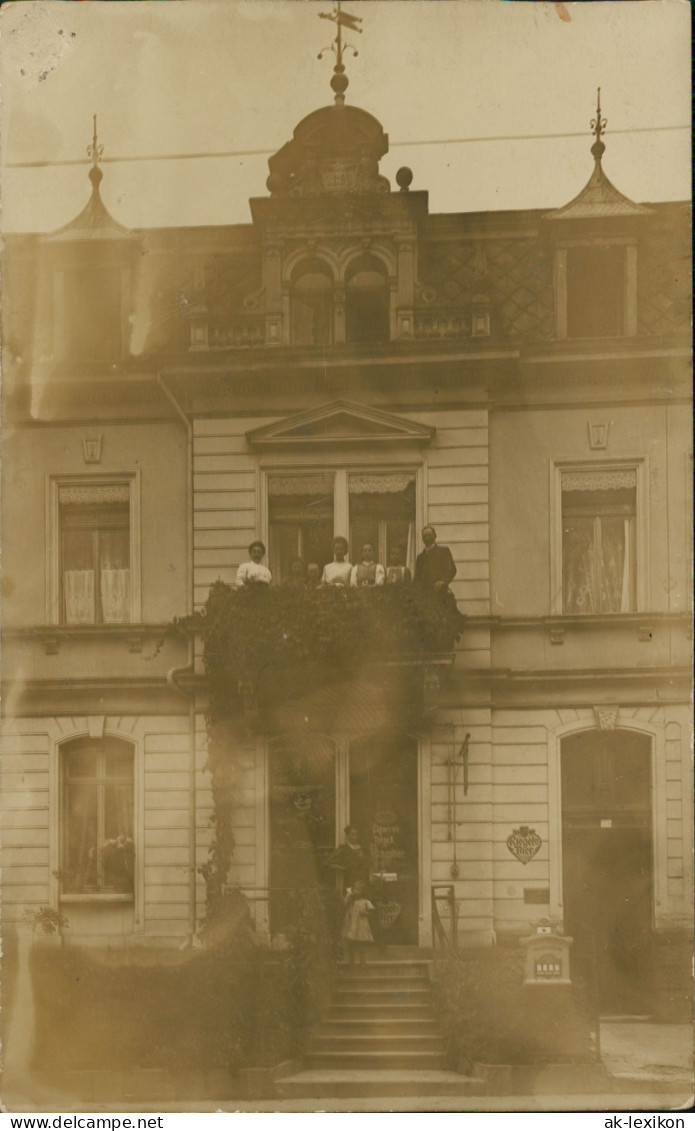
top-left (318, 2), bottom-right (362, 105)
top-left (86, 113), bottom-right (104, 191)
top-left (543, 88), bottom-right (652, 223)
top-left (590, 87), bottom-right (607, 164)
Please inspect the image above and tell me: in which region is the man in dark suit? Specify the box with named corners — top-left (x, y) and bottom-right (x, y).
top-left (414, 525), bottom-right (457, 591)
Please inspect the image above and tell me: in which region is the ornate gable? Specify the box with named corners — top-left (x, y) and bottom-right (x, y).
top-left (246, 400), bottom-right (435, 448)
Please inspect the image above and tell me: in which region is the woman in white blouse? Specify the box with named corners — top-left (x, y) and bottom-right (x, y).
top-left (350, 542), bottom-right (385, 587)
top-left (321, 537), bottom-right (352, 587)
top-left (236, 540), bottom-right (272, 587)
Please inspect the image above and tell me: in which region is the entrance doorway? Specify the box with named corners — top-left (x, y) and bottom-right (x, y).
top-left (268, 732), bottom-right (420, 945)
top-left (349, 734), bottom-right (419, 946)
top-left (561, 729), bottom-right (653, 1013)
top-left (268, 736), bottom-right (336, 935)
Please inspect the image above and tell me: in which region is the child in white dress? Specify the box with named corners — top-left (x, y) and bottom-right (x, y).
top-left (342, 879), bottom-right (375, 965)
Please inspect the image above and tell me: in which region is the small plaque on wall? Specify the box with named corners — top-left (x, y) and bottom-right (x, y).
top-left (524, 888), bottom-right (550, 905)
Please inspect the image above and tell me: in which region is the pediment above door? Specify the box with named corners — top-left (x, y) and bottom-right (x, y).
top-left (246, 400), bottom-right (435, 448)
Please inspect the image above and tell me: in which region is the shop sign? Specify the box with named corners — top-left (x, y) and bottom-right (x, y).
top-left (506, 825), bottom-right (542, 864)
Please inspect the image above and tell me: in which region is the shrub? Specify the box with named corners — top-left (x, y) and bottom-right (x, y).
top-left (432, 947), bottom-right (598, 1069)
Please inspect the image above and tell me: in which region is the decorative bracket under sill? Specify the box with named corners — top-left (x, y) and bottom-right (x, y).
top-left (548, 626), bottom-right (565, 645)
top-left (39, 628), bottom-right (147, 655)
top-left (638, 624), bottom-right (653, 642)
top-left (43, 632), bottom-right (60, 656)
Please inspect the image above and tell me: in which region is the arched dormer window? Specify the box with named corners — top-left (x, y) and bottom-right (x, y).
top-left (345, 255), bottom-right (390, 344)
top-left (290, 260), bottom-right (333, 347)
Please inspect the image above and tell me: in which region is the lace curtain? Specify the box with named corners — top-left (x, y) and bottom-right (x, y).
top-left (563, 516), bottom-right (633, 614)
top-left (64, 570), bottom-right (95, 624)
top-left (63, 524), bottom-right (130, 624)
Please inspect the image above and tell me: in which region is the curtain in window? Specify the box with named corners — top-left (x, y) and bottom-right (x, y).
top-left (64, 741), bottom-right (134, 894)
top-left (102, 784), bottom-right (135, 891)
top-left (601, 517), bottom-right (632, 613)
top-left (64, 570), bottom-right (96, 624)
top-left (65, 782), bottom-right (98, 892)
top-left (562, 514), bottom-right (633, 613)
top-left (100, 528), bottom-right (130, 623)
top-left (562, 519), bottom-right (594, 613)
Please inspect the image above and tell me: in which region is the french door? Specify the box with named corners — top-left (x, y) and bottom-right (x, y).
top-left (268, 733), bottom-right (420, 944)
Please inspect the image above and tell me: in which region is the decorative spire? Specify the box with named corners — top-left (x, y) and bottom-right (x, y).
top-left (590, 87), bottom-right (607, 163)
top-left (318, 2), bottom-right (362, 105)
top-left (87, 113), bottom-right (104, 191)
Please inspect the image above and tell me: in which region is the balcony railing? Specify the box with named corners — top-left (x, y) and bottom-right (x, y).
top-left (414, 310), bottom-right (470, 339)
top-left (208, 316), bottom-right (265, 349)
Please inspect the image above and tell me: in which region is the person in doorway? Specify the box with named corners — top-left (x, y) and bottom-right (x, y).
top-left (328, 825), bottom-right (372, 890)
top-left (342, 879), bottom-right (376, 965)
top-left (283, 557), bottom-right (306, 589)
top-left (385, 544), bottom-right (412, 586)
top-left (305, 562), bottom-right (322, 589)
top-left (321, 536), bottom-right (352, 587)
top-left (236, 540), bottom-right (272, 587)
top-left (414, 525), bottom-right (456, 591)
top-left (350, 542), bottom-right (385, 587)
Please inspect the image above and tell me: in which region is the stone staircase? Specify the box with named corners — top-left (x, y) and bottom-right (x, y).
top-left (275, 955), bottom-right (485, 1099)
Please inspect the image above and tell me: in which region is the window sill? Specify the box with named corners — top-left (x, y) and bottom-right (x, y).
top-left (60, 893), bottom-right (134, 904)
top-left (6, 624), bottom-right (172, 655)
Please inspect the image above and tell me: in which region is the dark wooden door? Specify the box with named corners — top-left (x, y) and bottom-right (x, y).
top-left (269, 738), bottom-right (336, 935)
top-left (349, 734), bottom-right (419, 945)
top-left (561, 730), bottom-right (654, 1013)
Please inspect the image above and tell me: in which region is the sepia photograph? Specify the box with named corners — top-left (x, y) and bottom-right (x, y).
top-left (0, 0), bottom-right (692, 1115)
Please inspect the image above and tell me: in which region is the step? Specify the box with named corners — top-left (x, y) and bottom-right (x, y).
top-left (336, 961), bottom-right (430, 979)
top-left (336, 973), bottom-right (430, 989)
top-left (330, 1004), bottom-right (436, 1021)
top-left (309, 1034), bottom-right (446, 1054)
top-left (274, 1068), bottom-right (484, 1100)
top-left (320, 1018), bottom-right (441, 1036)
top-left (332, 986), bottom-right (433, 1004)
top-left (307, 1051), bottom-right (448, 1070)
top-left (378, 947), bottom-right (434, 960)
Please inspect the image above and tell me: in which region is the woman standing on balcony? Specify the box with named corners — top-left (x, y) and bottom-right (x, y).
top-left (350, 542), bottom-right (385, 587)
top-left (321, 536), bottom-right (352, 587)
top-left (235, 540), bottom-right (272, 587)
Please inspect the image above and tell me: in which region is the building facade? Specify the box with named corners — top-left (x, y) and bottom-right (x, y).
top-left (3, 62), bottom-right (691, 1018)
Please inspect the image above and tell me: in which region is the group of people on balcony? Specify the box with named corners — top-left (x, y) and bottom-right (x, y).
top-left (235, 526), bottom-right (456, 592)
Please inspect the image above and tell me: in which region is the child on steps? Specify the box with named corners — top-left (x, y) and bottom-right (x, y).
top-left (342, 879), bottom-right (375, 965)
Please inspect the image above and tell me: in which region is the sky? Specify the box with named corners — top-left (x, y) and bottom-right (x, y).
top-left (0, 0), bottom-right (690, 232)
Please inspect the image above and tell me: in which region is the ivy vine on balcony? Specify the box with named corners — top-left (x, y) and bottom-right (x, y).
top-left (191, 581), bottom-right (464, 916)
top-left (196, 581), bottom-right (466, 717)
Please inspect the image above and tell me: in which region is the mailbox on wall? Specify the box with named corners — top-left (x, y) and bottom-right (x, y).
top-left (520, 922), bottom-right (573, 986)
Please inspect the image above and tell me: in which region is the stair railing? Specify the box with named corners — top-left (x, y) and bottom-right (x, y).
top-left (431, 884), bottom-right (458, 969)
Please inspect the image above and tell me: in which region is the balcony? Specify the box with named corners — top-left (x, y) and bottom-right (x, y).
top-left (190, 582), bottom-right (465, 727)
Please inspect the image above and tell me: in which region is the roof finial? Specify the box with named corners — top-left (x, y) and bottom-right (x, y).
top-left (318, 2), bottom-right (362, 105)
top-left (87, 113), bottom-right (104, 190)
top-left (590, 87), bottom-right (607, 163)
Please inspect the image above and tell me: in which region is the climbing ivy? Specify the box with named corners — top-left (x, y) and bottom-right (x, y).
top-left (192, 582), bottom-right (465, 916)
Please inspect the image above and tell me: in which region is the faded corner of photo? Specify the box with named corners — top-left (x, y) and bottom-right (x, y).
top-left (1, 0), bottom-right (692, 1117)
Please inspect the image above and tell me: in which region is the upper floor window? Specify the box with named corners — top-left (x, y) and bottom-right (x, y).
top-left (348, 473), bottom-right (415, 568)
top-left (566, 245), bottom-right (626, 338)
top-left (268, 472), bottom-right (336, 579)
top-left (61, 736), bottom-right (134, 896)
top-left (290, 260), bottom-right (333, 347)
top-left (561, 467), bottom-right (636, 614)
top-left (63, 266), bottom-right (125, 362)
top-left (267, 468), bottom-right (416, 582)
top-left (48, 476), bottom-right (140, 627)
top-left (345, 255), bottom-right (390, 344)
